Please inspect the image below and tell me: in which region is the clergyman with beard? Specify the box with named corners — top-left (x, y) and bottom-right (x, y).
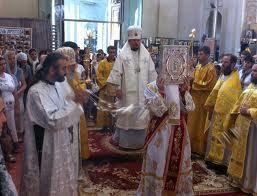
top-left (107, 26), bottom-right (157, 150)
top-left (225, 63), bottom-right (257, 195)
top-left (21, 52), bottom-right (86, 196)
top-left (204, 53), bottom-right (243, 174)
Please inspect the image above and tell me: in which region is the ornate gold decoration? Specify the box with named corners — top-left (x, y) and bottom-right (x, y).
top-left (218, 127), bottom-right (240, 148)
top-left (168, 102), bottom-right (179, 118)
top-left (189, 28), bottom-right (196, 58)
top-left (160, 45), bottom-right (189, 85)
top-left (82, 30), bottom-right (94, 86)
top-left (82, 48), bottom-right (92, 85)
top-left (149, 96), bottom-right (168, 117)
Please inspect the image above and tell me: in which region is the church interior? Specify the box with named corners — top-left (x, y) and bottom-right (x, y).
top-left (0, 0), bottom-right (256, 195)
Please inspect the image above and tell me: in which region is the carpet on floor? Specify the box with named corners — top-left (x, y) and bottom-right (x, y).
top-left (80, 130), bottom-right (244, 196)
top-left (7, 145), bottom-right (23, 193)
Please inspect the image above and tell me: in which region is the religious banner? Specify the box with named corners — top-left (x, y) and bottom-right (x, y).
top-left (159, 45), bottom-right (189, 125)
top-left (0, 27), bottom-right (24, 35)
top-left (245, 0), bottom-right (257, 24)
top-left (0, 26), bottom-right (32, 54)
top-left (159, 45), bottom-right (189, 85)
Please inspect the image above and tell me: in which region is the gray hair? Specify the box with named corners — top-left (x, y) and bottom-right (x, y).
top-left (4, 50), bottom-right (16, 60)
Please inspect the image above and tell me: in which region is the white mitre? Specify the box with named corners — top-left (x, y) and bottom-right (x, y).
top-left (127, 26), bottom-right (142, 40)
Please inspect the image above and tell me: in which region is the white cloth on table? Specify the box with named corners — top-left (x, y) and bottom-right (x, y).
top-left (112, 128), bottom-right (146, 149)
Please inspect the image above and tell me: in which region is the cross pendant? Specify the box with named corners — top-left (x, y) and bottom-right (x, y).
top-left (135, 67), bottom-right (140, 73)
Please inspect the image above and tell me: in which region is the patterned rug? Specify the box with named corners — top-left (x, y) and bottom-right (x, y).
top-left (80, 130), bottom-right (244, 195)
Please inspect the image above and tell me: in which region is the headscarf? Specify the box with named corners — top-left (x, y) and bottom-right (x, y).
top-left (127, 26), bottom-right (142, 40)
top-left (55, 47), bottom-right (77, 80)
top-left (16, 52), bottom-right (28, 62)
top-left (5, 51), bottom-right (19, 89)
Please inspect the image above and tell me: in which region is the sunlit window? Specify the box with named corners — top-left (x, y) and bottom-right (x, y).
top-left (62, 0), bottom-right (142, 52)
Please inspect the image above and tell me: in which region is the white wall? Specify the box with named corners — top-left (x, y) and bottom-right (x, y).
top-left (142, 0), bottom-right (244, 55)
top-left (142, 0), bottom-right (159, 37)
top-left (219, 0), bottom-right (244, 55)
top-left (142, 0), bottom-right (202, 39)
top-left (0, 0), bottom-right (38, 18)
top-left (177, 0), bottom-right (204, 40)
top-left (158, 0), bottom-right (178, 38)
top-left (142, 0), bottom-right (179, 38)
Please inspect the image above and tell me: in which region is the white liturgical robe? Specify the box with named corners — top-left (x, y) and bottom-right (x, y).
top-left (20, 81), bottom-right (83, 196)
top-left (107, 42), bottom-right (157, 130)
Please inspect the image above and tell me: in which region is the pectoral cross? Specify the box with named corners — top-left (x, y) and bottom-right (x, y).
top-left (68, 126), bottom-right (74, 143)
top-left (135, 67), bottom-right (140, 73)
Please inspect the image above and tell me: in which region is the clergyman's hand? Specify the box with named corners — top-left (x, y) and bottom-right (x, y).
top-left (74, 89), bottom-right (88, 105)
top-left (116, 89), bottom-right (122, 99)
top-left (240, 106), bottom-right (250, 116)
top-left (157, 78), bottom-right (165, 94)
top-left (188, 58), bottom-right (195, 68)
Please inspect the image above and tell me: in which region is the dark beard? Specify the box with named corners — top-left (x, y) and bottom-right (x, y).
top-left (131, 47), bottom-right (139, 51)
top-left (223, 67), bottom-right (232, 76)
top-left (55, 73), bottom-right (65, 82)
top-left (251, 77), bottom-right (257, 85)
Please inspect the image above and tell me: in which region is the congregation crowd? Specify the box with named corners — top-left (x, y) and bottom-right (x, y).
top-left (0, 25), bottom-right (256, 196)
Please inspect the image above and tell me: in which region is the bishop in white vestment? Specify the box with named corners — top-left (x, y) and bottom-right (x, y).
top-left (107, 26), bottom-right (157, 149)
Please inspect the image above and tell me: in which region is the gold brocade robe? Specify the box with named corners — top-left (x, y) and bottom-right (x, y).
top-left (226, 84), bottom-right (257, 181)
top-left (96, 59), bottom-right (115, 128)
top-left (67, 72), bottom-right (90, 159)
top-left (187, 63), bottom-right (217, 155)
top-left (205, 71), bottom-right (242, 165)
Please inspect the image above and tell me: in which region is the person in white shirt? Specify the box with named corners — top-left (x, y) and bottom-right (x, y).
top-left (76, 63), bottom-right (85, 79)
top-left (0, 56), bottom-right (18, 152)
top-left (239, 54), bottom-right (253, 90)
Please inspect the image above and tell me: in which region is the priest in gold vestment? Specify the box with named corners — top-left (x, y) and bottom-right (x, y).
top-left (205, 54), bottom-right (242, 172)
top-left (56, 47), bottom-right (90, 160)
top-left (225, 64), bottom-right (257, 195)
top-left (96, 46), bottom-right (116, 130)
top-left (187, 46), bottom-right (217, 156)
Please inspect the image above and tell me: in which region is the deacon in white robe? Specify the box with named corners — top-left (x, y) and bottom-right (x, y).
top-left (20, 53), bottom-right (84, 196)
top-left (137, 79), bottom-right (195, 196)
top-left (107, 26), bottom-right (157, 149)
